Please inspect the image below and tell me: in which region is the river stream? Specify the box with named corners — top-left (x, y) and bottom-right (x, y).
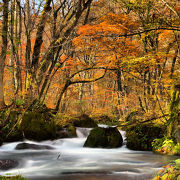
top-left (0, 127), bottom-right (177, 180)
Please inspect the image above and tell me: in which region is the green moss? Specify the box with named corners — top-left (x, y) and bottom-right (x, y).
top-left (0, 111), bottom-right (23, 142)
top-left (0, 107), bottom-right (59, 143)
top-left (84, 127), bottom-right (107, 148)
top-left (175, 159), bottom-right (180, 167)
top-left (167, 84), bottom-right (180, 143)
top-left (66, 124), bottom-right (77, 137)
top-left (0, 175), bottom-right (27, 180)
top-left (84, 127), bottom-right (123, 148)
top-left (0, 110), bottom-right (6, 121)
top-left (20, 111), bottom-right (56, 141)
top-left (174, 143), bottom-right (180, 155)
top-left (126, 124), bottom-right (164, 151)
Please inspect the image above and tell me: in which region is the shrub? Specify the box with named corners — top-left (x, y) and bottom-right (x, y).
top-left (153, 159), bottom-right (180, 180)
top-left (152, 138), bottom-right (180, 155)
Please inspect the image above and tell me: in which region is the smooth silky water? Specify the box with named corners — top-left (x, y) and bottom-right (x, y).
top-left (0, 127), bottom-right (177, 180)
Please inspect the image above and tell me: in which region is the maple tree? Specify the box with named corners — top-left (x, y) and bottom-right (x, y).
top-left (71, 0), bottom-right (180, 118)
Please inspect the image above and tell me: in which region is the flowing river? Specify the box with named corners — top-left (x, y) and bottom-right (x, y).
top-left (0, 127), bottom-right (178, 180)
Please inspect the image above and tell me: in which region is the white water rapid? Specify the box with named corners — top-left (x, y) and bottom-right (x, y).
top-left (0, 127), bottom-right (177, 180)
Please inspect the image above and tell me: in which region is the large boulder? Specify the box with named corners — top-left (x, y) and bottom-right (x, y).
top-left (84, 127), bottom-right (123, 148)
top-left (126, 124), bottom-right (164, 151)
top-left (19, 111), bottom-right (56, 141)
top-left (73, 114), bottom-right (97, 128)
top-left (0, 108), bottom-right (57, 142)
top-left (0, 159), bottom-right (18, 170)
top-left (15, 142), bottom-right (54, 150)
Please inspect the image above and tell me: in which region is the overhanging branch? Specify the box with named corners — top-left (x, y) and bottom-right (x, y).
top-left (70, 68), bottom-right (107, 85)
top-left (85, 27), bottom-right (180, 39)
top-left (119, 114), bottom-right (168, 127)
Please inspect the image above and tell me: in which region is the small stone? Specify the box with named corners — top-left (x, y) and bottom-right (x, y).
top-left (0, 159), bottom-right (18, 170)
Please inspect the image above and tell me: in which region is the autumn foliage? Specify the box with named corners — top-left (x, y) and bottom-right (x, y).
top-left (0, 0), bottom-right (179, 120)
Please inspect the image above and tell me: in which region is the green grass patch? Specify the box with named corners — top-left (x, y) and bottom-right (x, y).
top-left (0, 175), bottom-right (27, 180)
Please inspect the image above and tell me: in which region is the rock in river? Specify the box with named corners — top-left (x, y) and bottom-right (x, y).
top-left (15, 142), bottom-right (54, 150)
top-left (84, 126), bottom-right (123, 148)
top-left (0, 159), bottom-right (18, 170)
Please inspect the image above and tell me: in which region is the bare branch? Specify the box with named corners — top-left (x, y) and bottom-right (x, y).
top-left (70, 68), bottom-right (107, 84)
top-left (119, 114), bottom-right (168, 127)
top-left (160, 0), bottom-right (180, 18)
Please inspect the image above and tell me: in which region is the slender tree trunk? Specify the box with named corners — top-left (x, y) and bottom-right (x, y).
top-left (117, 69), bottom-right (123, 116)
top-left (0, 0), bottom-right (9, 108)
top-left (147, 71), bottom-right (151, 95)
top-left (79, 72), bottom-right (86, 100)
top-left (55, 80), bottom-right (71, 111)
top-left (60, 90), bottom-right (68, 113)
top-left (170, 49), bottom-right (178, 79)
top-left (15, 0), bottom-right (22, 94)
top-left (10, 0), bottom-right (15, 90)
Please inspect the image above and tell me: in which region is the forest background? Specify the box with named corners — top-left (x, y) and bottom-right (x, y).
top-left (0, 0), bottom-right (179, 140)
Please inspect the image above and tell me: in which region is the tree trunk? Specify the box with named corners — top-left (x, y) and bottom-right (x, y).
top-left (55, 80), bottom-right (71, 111)
top-left (117, 69), bottom-right (123, 116)
top-left (0, 0), bottom-right (9, 108)
top-left (31, 0), bottom-right (52, 72)
top-left (170, 49), bottom-right (178, 79)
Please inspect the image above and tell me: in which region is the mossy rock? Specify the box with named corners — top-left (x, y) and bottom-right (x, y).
top-left (73, 114), bottom-right (97, 128)
top-left (5, 129), bottom-right (23, 142)
top-left (20, 111), bottom-right (56, 141)
top-left (126, 124), bottom-right (164, 151)
top-left (0, 110), bottom-right (57, 142)
top-left (66, 124), bottom-right (77, 137)
top-left (84, 127), bottom-right (123, 148)
top-left (0, 111), bottom-right (23, 142)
